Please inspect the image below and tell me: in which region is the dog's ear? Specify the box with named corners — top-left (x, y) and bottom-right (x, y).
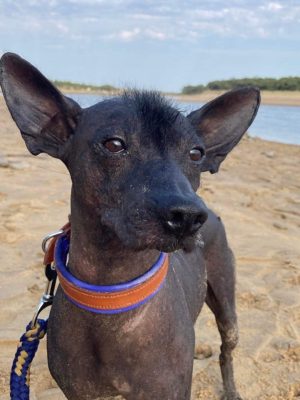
top-left (0, 52), bottom-right (81, 159)
top-left (187, 87), bottom-right (260, 173)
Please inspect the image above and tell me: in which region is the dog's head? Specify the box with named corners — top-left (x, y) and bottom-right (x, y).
top-left (0, 53), bottom-right (260, 252)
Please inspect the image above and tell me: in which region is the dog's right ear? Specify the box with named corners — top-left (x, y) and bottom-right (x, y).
top-left (0, 52), bottom-right (81, 159)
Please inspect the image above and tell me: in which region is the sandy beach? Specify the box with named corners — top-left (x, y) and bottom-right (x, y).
top-left (173, 90), bottom-right (300, 107)
top-left (0, 95), bottom-right (299, 399)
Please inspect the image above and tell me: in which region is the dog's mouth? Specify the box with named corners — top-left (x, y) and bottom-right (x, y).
top-left (155, 229), bottom-right (204, 253)
top-left (101, 208), bottom-right (203, 253)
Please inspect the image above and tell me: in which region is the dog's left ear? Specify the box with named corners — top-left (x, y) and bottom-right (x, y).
top-left (187, 87), bottom-right (260, 173)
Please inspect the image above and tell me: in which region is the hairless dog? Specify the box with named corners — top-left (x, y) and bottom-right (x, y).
top-left (0, 53), bottom-right (260, 400)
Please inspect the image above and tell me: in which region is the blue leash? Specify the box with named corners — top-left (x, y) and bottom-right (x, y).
top-left (10, 228), bottom-right (64, 400)
top-left (10, 319), bottom-right (48, 400)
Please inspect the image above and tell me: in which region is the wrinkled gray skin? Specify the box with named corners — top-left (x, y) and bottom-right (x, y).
top-left (0, 53), bottom-right (260, 400)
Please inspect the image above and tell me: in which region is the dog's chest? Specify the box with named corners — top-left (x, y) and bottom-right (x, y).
top-left (47, 252), bottom-right (204, 398)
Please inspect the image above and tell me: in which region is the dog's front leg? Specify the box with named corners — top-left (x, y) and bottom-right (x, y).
top-left (204, 218), bottom-right (242, 400)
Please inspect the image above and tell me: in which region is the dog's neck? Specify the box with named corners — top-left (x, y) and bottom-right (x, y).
top-left (67, 201), bottom-right (160, 286)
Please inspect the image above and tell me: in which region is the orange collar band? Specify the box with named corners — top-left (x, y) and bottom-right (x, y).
top-left (54, 235), bottom-right (169, 314)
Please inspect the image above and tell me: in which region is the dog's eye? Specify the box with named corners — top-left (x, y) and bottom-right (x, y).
top-left (189, 147), bottom-right (204, 162)
top-left (103, 138), bottom-right (126, 153)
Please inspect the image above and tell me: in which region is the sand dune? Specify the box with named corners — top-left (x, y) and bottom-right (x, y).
top-left (0, 97), bottom-right (299, 399)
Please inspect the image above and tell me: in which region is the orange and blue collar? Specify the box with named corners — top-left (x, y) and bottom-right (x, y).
top-left (54, 235), bottom-right (169, 314)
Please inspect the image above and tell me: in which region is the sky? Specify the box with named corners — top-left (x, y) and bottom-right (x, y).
top-left (0, 0), bottom-right (300, 92)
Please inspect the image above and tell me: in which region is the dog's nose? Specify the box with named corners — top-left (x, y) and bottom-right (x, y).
top-left (163, 204), bottom-right (208, 236)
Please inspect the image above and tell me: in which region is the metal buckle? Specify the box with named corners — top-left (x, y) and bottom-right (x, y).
top-left (31, 230), bottom-right (63, 328)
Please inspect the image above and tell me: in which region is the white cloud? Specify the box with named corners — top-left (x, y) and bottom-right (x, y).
top-left (103, 27), bottom-right (168, 42)
top-left (82, 17), bottom-right (99, 23)
top-left (265, 2), bottom-right (283, 11)
top-left (193, 9), bottom-right (229, 20)
top-left (54, 21), bottom-right (69, 33)
top-left (145, 29), bottom-right (168, 40)
top-left (131, 13), bottom-right (164, 21)
top-left (1, 0), bottom-right (300, 42)
top-left (119, 28), bottom-right (141, 41)
top-left (257, 27), bottom-right (269, 38)
top-left (68, 0), bottom-right (114, 4)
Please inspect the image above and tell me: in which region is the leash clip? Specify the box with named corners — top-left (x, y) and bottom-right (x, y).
top-left (30, 273), bottom-right (56, 328)
top-left (31, 230), bottom-right (64, 328)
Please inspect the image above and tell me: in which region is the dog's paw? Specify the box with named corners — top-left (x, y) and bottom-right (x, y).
top-left (194, 343), bottom-right (213, 359)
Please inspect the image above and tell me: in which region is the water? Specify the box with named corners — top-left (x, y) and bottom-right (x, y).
top-left (69, 93), bottom-right (300, 146)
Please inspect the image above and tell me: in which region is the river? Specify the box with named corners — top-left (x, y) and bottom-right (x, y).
top-left (69, 93), bottom-right (300, 146)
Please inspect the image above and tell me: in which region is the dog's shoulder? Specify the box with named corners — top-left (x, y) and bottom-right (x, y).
top-left (200, 207), bottom-right (228, 251)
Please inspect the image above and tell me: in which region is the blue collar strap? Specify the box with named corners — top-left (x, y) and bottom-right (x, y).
top-left (54, 235), bottom-right (169, 314)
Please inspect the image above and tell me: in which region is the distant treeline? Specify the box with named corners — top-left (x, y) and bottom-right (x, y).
top-left (182, 77), bottom-right (300, 94)
top-left (52, 80), bottom-right (118, 92)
